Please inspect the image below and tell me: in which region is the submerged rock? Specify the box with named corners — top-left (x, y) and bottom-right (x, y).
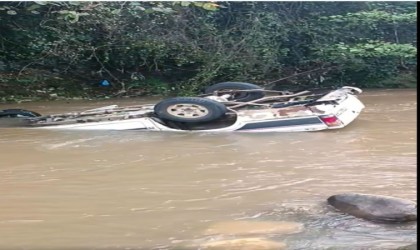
top-left (200, 237), bottom-right (287, 250)
top-left (327, 193), bottom-right (417, 223)
top-left (395, 242), bottom-right (417, 250)
top-left (204, 220), bottom-right (303, 236)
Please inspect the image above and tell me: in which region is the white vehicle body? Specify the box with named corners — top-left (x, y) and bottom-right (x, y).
top-left (27, 86), bottom-right (365, 133)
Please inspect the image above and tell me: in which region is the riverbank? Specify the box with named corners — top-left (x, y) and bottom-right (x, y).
top-left (0, 76), bottom-right (133, 103)
top-left (0, 72), bottom-right (416, 104)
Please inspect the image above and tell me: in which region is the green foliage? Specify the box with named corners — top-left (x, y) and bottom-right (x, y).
top-left (377, 72), bottom-right (417, 88)
top-left (322, 10), bottom-right (416, 24)
top-left (0, 1), bottom-right (416, 99)
top-left (306, 2), bottom-right (417, 88)
top-left (127, 77), bottom-right (172, 95)
top-left (318, 41), bottom-right (416, 59)
top-left (172, 1), bottom-right (220, 11)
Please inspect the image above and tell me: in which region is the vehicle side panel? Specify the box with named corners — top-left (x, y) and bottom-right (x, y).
top-left (237, 117), bottom-right (324, 130)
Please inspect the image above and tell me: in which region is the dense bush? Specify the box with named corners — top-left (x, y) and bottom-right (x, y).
top-left (0, 1), bottom-right (416, 97)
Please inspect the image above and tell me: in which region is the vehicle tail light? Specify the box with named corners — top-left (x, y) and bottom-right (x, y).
top-left (319, 115), bottom-right (342, 127)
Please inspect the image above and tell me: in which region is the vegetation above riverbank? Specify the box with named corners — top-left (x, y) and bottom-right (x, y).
top-left (0, 2), bottom-right (417, 102)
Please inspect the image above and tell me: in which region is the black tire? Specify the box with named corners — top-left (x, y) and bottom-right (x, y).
top-left (0, 109), bottom-right (41, 118)
top-left (204, 82), bottom-right (265, 102)
top-left (154, 97), bottom-right (227, 123)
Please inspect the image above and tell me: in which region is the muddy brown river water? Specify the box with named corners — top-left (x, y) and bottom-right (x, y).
top-left (0, 89), bottom-right (416, 249)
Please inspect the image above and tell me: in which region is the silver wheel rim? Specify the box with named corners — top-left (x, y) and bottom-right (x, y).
top-left (166, 104), bottom-right (209, 118)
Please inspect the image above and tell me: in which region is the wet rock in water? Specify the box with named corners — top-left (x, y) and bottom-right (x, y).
top-left (395, 242), bottom-right (417, 250)
top-left (200, 237), bottom-right (286, 250)
top-left (204, 220), bottom-right (303, 236)
top-left (327, 193), bottom-right (417, 223)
